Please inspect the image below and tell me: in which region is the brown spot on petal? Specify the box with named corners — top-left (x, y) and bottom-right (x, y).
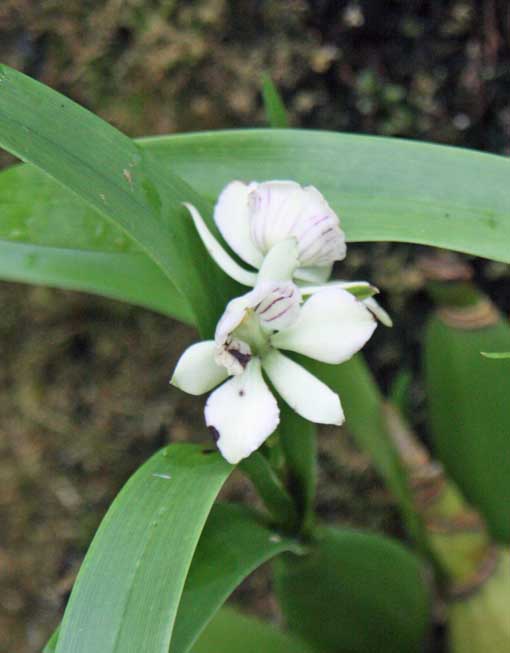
top-left (229, 348), bottom-right (251, 368)
top-left (238, 389), bottom-right (245, 397)
top-left (208, 425), bottom-right (220, 443)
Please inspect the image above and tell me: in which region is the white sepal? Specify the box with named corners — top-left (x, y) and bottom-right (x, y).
top-left (213, 181), bottom-right (263, 268)
top-left (271, 286), bottom-right (376, 364)
top-left (183, 202), bottom-right (257, 286)
top-left (248, 181), bottom-right (346, 268)
top-left (262, 350), bottom-right (344, 425)
top-left (171, 341), bottom-right (228, 395)
top-left (205, 358), bottom-right (280, 464)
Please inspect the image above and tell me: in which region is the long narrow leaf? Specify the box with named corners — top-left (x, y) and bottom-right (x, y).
top-left (0, 65), bottom-right (235, 335)
top-left (42, 628), bottom-right (59, 653)
top-left (55, 444), bottom-right (231, 653)
top-left (2, 126), bottom-right (510, 320)
top-left (145, 129), bottom-right (510, 263)
top-left (170, 503), bottom-right (302, 653)
top-left (306, 355), bottom-right (425, 546)
top-left (261, 74), bottom-right (289, 128)
top-left (3, 128), bottom-right (510, 283)
top-left (0, 241), bottom-right (193, 322)
top-left (425, 306), bottom-right (510, 541)
top-left (274, 526), bottom-right (431, 653)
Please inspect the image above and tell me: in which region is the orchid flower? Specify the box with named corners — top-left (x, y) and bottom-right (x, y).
top-left (171, 280), bottom-right (377, 464)
top-left (183, 179), bottom-right (392, 325)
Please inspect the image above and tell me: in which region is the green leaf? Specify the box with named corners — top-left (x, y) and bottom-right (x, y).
top-left (481, 351), bottom-right (510, 359)
top-left (0, 163), bottom-right (192, 320)
top-left (144, 129), bottom-right (510, 263)
top-left (0, 240), bottom-right (193, 322)
top-left (425, 306), bottom-right (510, 541)
top-left (3, 127), bottom-right (510, 320)
top-left (0, 64), bottom-right (235, 335)
top-left (170, 503), bottom-right (302, 653)
top-left (261, 74), bottom-right (289, 128)
top-left (305, 355), bottom-right (424, 546)
top-left (55, 444), bottom-right (232, 653)
top-left (274, 527), bottom-right (431, 653)
top-left (191, 606), bottom-right (316, 653)
top-left (42, 628), bottom-right (59, 653)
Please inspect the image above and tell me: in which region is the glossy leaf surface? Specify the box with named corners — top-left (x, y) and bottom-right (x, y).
top-left (425, 309), bottom-right (510, 541)
top-left (55, 445), bottom-right (232, 653)
top-left (305, 355), bottom-right (424, 545)
top-left (146, 129), bottom-right (510, 263)
top-left (0, 240), bottom-right (193, 321)
top-left (274, 526), bottom-right (431, 653)
top-left (170, 503), bottom-right (302, 653)
top-left (191, 607), bottom-right (315, 653)
top-left (0, 64), bottom-right (234, 335)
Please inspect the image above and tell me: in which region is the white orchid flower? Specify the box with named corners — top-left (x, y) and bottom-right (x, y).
top-left (171, 281), bottom-right (377, 464)
top-left (183, 180), bottom-right (392, 325)
top-left (184, 179), bottom-right (346, 286)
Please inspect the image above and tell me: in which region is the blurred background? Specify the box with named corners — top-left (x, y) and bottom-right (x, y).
top-left (1, 2), bottom-right (510, 651)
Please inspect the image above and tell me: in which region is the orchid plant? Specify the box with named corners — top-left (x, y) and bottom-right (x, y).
top-left (1, 64), bottom-right (510, 653)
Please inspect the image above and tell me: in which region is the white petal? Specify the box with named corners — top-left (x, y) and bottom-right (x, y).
top-left (205, 358), bottom-right (280, 464)
top-left (214, 293), bottom-right (252, 346)
top-left (262, 350), bottom-right (344, 425)
top-left (257, 238), bottom-right (299, 283)
top-left (363, 297), bottom-right (393, 327)
top-left (214, 339), bottom-right (252, 376)
top-left (294, 264), bottom-right (332, 284)
top-left (248, 181), bottom-right (303, 253)
top-left (254, 281), bottom-right (302, 331)
top-left (271, 287), bottom-right (376, 364)
top-left (183, 203), bottom-right (257, 287)
top-left (249, 182), bottom-right (346, 268)
top-left (213, 181), bottom-right (264, 268)
top-left (171, 341), bottom-right (228, 395)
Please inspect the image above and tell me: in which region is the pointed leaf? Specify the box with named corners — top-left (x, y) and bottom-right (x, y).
top-left (55, 444), bottom-right (232, 653)
top-left (425, 306), bottom-right (510, 541)
top-left (0, 65), bottom-right (235, 335)
top-left (3, 126), bottom-right (510, 287)
top-left (274, 527), bottom-right (431, 653)
top-left (305, 355), bottom-right (425, 546)
top-left (170, 503), bottom-right (302, 653)
top-left (0, 240), bottom-right (193, 321)
top-left (261, 74), bottom-right (289, 128)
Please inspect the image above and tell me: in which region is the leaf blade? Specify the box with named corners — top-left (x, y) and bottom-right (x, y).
top-left (191, 606), bottom-right (316, 653)
top-left (55, 444), bottom-right (232, 653)
top-left (145, 129), bottom-right (510, 263)
top-left (274, 526), bottom-right (431, 653)
top-left (261, 74), bottom-right (289, 128)
top-left (425, 307), bottom-right (510, 541)
top-left (0, 240), bottom-right (193, 322)
top-left (170, 503), bottom-right (302, 653)
top-left (0, 65), bottom-right (234, 335)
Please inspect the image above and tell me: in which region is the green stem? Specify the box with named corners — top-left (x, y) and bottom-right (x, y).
top-left (239, 451), bottom-right (298, 531)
